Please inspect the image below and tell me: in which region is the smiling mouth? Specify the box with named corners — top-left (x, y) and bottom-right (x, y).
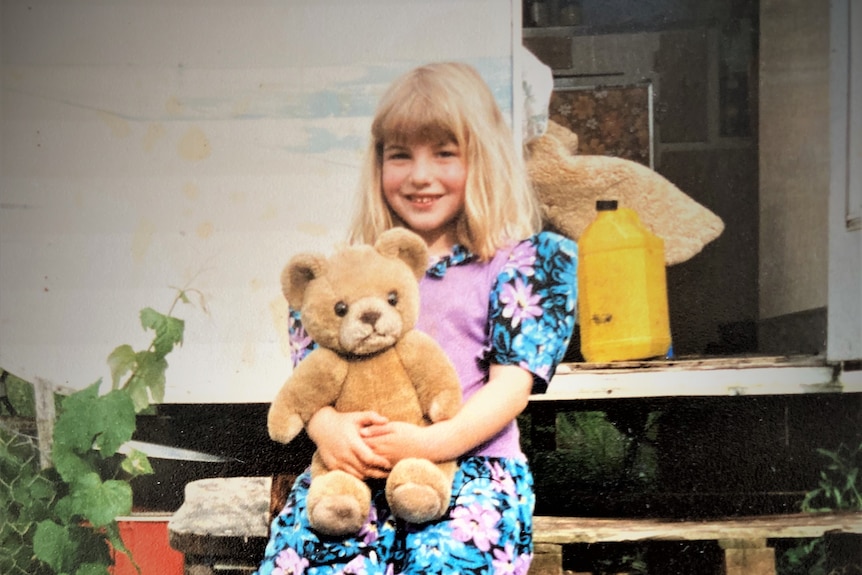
top-left (409, 195), bottom-right (440, 205)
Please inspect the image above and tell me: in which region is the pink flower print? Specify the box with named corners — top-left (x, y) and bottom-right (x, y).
top-left (488, 461), bottom-right (517, 496)
top-left (499, 278), bottom-right (543, 328)
top-left (513, 552), bottom-right (533, 575)
top-left (492, 543), bottom-right (517, 573)
top-left (343, 555), bottom-right (370, 574)
top-left (273, 547), bottom-right (309, 574)
top-left (506, 243), bottom-right (536, 276)
top-left (522, 359), bottom-right (550, 382)
top-left (289, 324), bottom-right (313, 366)
top-left (450, 503), bottom-right (501, 552)
top-left (358, 508), bottom-right (379, 545)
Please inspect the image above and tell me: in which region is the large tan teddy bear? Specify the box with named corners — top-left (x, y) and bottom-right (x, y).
top-left (268, 228), bottom-right (462, 536)
top-left (527, 120), bottom-right (724, 265)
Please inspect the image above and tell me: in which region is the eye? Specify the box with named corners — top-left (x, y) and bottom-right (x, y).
top-left (387, 291), bottom-right (398, 306)
top-left (334, 301), bottom-right (348, 317)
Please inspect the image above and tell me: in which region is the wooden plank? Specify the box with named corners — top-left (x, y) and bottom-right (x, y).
top-left (33, 378), bottom-right (55, 469)
top-left (532, 512), bottom-right (862, 545)
top-left (534, 356), bottom-right (843, 401)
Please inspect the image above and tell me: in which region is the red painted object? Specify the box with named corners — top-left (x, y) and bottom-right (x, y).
top-left (110, 515), bottom-right (184, 575)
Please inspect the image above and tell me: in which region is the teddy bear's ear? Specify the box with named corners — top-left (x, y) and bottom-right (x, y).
top-left (375, 228), bottom-right (428, 280)
top-left (282, 253), bottom-right (327, 309)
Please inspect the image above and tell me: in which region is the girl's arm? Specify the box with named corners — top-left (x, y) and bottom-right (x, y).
top-left (361, 364), bottom-right (532, 463)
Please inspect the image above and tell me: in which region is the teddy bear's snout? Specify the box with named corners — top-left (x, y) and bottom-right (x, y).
top-left (360, 310), bottom-right (381, 326)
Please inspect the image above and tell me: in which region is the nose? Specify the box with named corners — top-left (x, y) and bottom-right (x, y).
top-left (409, 155), bottom-right (432, 186)
top-left (360, 310), bottom-right (380, 326)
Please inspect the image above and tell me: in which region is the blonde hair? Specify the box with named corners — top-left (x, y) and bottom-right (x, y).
top-left (347, 62), bottom-right (542, 260)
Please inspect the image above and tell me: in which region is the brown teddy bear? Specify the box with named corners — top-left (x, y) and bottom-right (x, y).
top-left (527, 120), bottom-right (725, 266)
top-left (268, 228), bottom-right (462, 536)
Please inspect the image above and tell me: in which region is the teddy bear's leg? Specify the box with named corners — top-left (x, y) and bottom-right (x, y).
top-left (306, 467), bottom-right (372, 536)
top-left (385, 458), bottom-right (457, 524)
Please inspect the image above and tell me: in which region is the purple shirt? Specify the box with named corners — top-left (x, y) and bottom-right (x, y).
top-left (417, 232), bottom-right (577, 458)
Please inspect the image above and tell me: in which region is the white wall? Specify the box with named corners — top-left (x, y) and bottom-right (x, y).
top-left (758, 0), bottom-right (830, 319)
top-left (0, 0), bottom-right (519, 402)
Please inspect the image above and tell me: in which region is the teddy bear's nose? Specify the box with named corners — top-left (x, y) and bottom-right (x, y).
top-left (360, 310), bottom-right (380, 326)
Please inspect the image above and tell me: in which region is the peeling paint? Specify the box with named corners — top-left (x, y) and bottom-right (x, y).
top-left (241, 342), bottom-right (256, 366)
top-left (131, 219), bottom-right (156, 263)
top-left (260, 204), bottom-right (278, 221)
top-left (178, 126), bottom-right (211, 161)
top-left (165, 96), bottom-right (185, 116)
top-left (183, 182), bottom-right (200, 200)
top-left (298, 222), bottom-right (329, 237)
top-left (143, 123), bottom-right (166, 152)
top-left (98, 110), bottom-right (131, 138)
top-left (270, 296), bottom-right (291, 358)
top-left (196, 221), bottom-right (214, 239)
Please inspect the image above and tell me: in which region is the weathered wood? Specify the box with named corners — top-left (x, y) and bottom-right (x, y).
top-left (530, 543), bottom-right (564, 575)
top-left (532, 512), bottom-right (862, 545)
top-left (533, 355), bottom-right (861, 401)
top-left (33, 378), bottom-right (55, 469)
top-left (722, 545), bottom-right (776, 575)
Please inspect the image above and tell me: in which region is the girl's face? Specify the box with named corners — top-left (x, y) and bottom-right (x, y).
top-left (381, 139), bottom-right (467, 257)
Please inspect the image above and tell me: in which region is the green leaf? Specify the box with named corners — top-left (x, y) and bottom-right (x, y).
top-left (107, 345), bottom-right (136, 389)
top-left (65, 472), bottom-right (132, 527)
top-left (4, 373), bottom-right (36, 417)
top-left (34, 520), bottom-right (76, 572)
top-left (140, 307), bottom-right (184, 357)
top-left (53, 385), bottom-right (136, 459)
top-left (103, 521), bottom-right (134, 568)
top-left (124, 351), bottom-right (167, 411)
top-left (53, 443), bottom-right (97, 485)
top-left (54, 383), bottom-right (101, 452)
top-left (27, 474), bottom-right (56, 502)
top-left (120, 448), bottom-right (154, 478)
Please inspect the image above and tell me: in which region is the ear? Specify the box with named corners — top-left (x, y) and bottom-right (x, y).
top-left (375, 228), bottom-right (428, 280)
top-left (281, 253), bottom-right (327, 309)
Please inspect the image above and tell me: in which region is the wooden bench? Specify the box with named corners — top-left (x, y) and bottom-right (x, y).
top-left (531, 513), bottom-right (862, 575)
top-left (167, 476), bottom-right (862, 575)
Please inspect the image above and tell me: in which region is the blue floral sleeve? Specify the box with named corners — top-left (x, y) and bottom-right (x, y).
top-left (488, 231), bottom-right (578, 392)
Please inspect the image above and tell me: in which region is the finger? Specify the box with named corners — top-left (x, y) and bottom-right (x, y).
top-left (357, 411), bottom-right (389, 426)
top-left (357, 447), bottom-right (391, 471)
top-left (359, 423), bottom-right (392, 438)
top-left (364, 466), bottom-right (390, 479)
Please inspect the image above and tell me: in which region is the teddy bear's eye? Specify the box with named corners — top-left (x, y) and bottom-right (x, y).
top-left (387, 291), bottom-right (398, 306)
top-left (334, 301), bottom-right (348, 317)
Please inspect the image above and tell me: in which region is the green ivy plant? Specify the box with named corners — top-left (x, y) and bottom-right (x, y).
top-left (779, 442), bottom-right (862, 575)
top-left (1, 288), bottom-right (199, 575)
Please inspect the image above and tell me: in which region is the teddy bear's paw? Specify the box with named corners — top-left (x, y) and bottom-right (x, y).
top-left (388, 482), bottom-right (447, 524)
top-left (306, 470), bottom-right (372, 536)
top-left (307, 494), bottom-right (369, 536)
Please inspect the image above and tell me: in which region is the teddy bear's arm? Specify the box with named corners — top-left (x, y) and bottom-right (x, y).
top-left (267, 348), bottom-right (349, 444)
top-left (396, 331), bottom-right (462, 423)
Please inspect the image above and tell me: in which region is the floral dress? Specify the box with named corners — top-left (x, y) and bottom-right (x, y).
top-left (255, 231), bottom-right (577, 575)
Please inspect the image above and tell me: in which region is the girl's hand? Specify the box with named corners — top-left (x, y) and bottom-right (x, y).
top-left (306, 406), bottom-right (392, 479)
top-left (360, 421), bottom-right (431, 464)
top-left (363, 365), bottom-right (533, 463)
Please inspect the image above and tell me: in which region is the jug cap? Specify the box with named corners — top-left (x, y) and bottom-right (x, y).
top-left (596, 199), bottom-right (618, 211)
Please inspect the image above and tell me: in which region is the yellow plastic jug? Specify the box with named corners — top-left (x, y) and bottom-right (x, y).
top-left (578, 200), bottom-right (671, 362)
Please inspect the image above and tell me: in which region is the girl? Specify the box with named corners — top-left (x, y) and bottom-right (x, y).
top-left (255, 62), bottom-right (577, 575)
